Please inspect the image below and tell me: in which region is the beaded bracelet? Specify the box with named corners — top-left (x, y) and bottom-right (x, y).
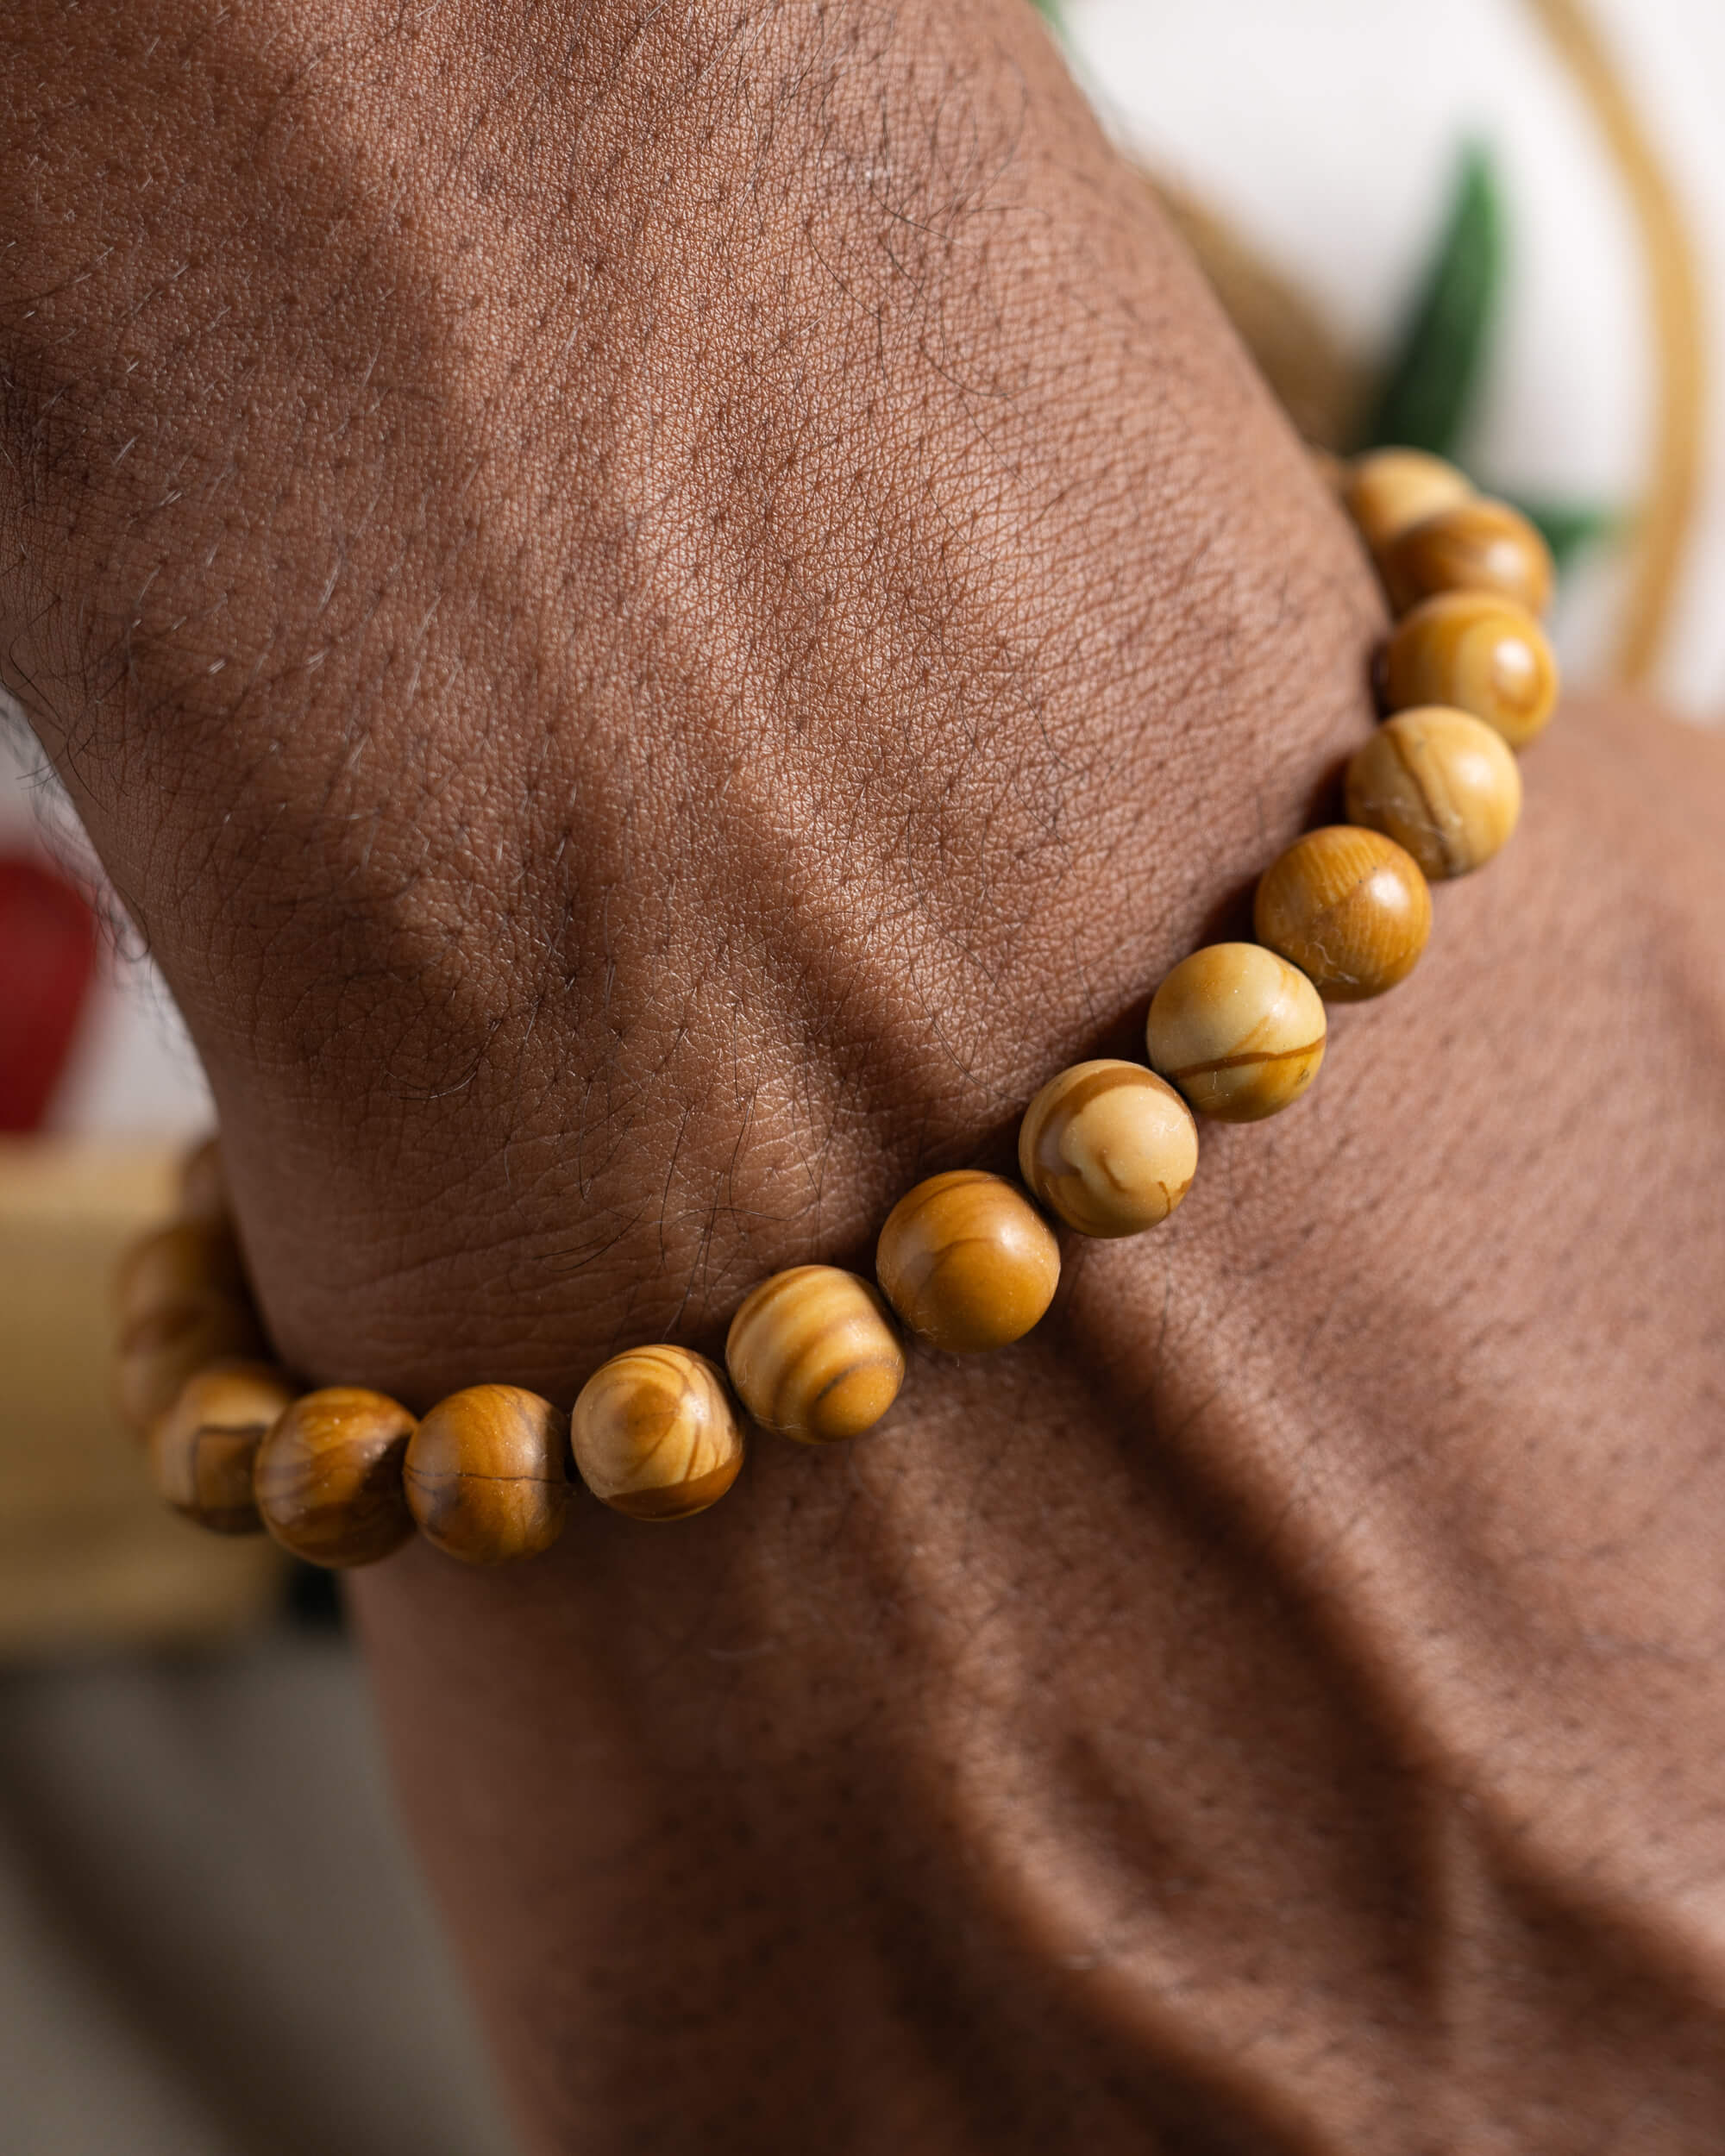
top-left (114, 448), bottom-right (1558, 1570)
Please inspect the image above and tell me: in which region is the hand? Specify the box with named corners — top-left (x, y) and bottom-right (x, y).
top-left (5, 3), bottom-right (1724, 2147)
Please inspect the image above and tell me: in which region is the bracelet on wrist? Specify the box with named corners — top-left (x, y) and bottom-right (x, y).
top-left (112, 448), bottom-right (1559, 1569)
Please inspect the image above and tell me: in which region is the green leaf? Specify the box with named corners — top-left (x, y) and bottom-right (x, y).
top-left (1031, 0), bottom-right (1065, 28)
top-left (1509, 496), bottom-right (1619, 572)
top-left (1359, 143), bottom-right (1503, 459)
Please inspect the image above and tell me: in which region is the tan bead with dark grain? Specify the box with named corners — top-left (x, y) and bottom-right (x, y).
top-left (875, 1171), bottom-right (1060, 1351)
top-left (255, 1387), bottom-right (417, 1567)
top-left (1018, 1063), bottom-right (1198, 1238)
top-left (1254, 827), bottom-right (1433, 1001)
top-left (571, 1347), bottom-right (745, 1520)
top-left (1379, 498), bottom-right (1554, 617)
top-left (116, 1218), bottom-right (249, 1335)
top-left (404, 1385), bottom-right (569, 1564)
top-left (148, 1362), bottom-right (299, 1534)
top-left (1343, 448), bottom-right (1473, 554)
top-left (1382, 591), bottom-right (1559, 749)
top-left (726, 1267), bottom-right (905, 1445)
top-left (1346, 707), bottom-right (1522, 880)
top-left (1146, 944), bottom-right (1327, 1123)
top-left (116, 1296), bottom-right (268, 1436)
top-left (114, 1213), bottom-right (266, 1435)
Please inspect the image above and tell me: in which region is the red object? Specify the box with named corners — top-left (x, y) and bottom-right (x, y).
top-left (0, 853), bottom-right (99, 1131)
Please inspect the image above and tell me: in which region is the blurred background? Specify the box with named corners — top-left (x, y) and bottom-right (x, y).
top-left (2, 0), bottom-right (1718, 2147)
top-left (0, 723), bottom-right (523, 2155)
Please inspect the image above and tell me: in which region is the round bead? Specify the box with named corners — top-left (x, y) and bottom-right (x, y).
top-left (1146, 944), bottom-right (1327, 1123)
top-left (1382, 591), bottom-right (1559, 750)
top-left (875, 1170), bottom-right (1060, 1351)
top-left (178, 1135), bottom-right (229, 1225)
top-left (1018, 1063), bottom-right (1198, 1238)
top-left (115, 1218), bottom-right (250, 1336)
top-left (1254, 827), bottom-right (1433, 1002)
top-left (571, 1347), bottom-right (745, 1520)
top-left (1345, 707), bottom-right (1522, 881)
top-left (1379, 498), bottom-right (1554, 617)
top-left (147, 1362), bottom-right (299, 1534)
top-left (404, 1384), bottom-right (569, 1564)
top-left (1343, 448), bottom-right (1472, 554)
top-left (116, 1296), bottom-right (268, 1436)
top-left (725, 1267), bottom-right (904, 1445)
top-left (254, 1387), bottom-right (417, 1568)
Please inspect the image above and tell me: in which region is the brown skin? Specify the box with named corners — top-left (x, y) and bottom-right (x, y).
top-left (5, 2), bottom-right (1725, 2148)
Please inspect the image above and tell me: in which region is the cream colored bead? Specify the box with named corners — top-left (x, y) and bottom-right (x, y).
top-left (1343, 448), bottom-right (1473, 554)
top-left (148, 1362), bottom-right (299, 1534)
top-left (1018, 1061), bottom-right (1198, 1238)
top-left (875, 1171), bottom-right (1059, 1352)
top-left (1345, 707), bottom-right (1522, 880)
top-left (726, 1267), bottom-right (904, 1445)
top-left (1146, 944), bottom-right (1327, 1123)
top-left (1382, 592), bottom-right (1559, 750)
top-left (404, 1384), bottom-right (569, 1564)
top-left (571, 1347), bottom-right (745, 1520)
top-left (1254, 827), bottom-right (1433, 1001)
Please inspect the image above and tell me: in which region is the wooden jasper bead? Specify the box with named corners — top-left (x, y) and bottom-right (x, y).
top-left (1379, 498), bottom-right (1554, 617)
top-left (1383, 591), bottom-right (1559, 749)
top-left (1018, 1062), bottom-right (1197, 1238)
top-left (254, 1387), bottom-right (417, 1568)
top-left (876, 1170), bottom-right (1059, 1352)
top-left (116, 1218), bottom-right (249, 1336)
top-left (1343, 448), bottom-right (1472, 554)
top-left (726, 1267), bottom-right (904, 1445)
top-left (148, 1362), bottom-right (298, 1534)
top-left (1146, 944), bottom-right (1327, 1123)
top-left (571, 1347), bottom-right (745, 1520)
top-left (1254, 827), bottom-right (1432, 1002)
top-left (116, 1295), bottom-right (268, 1436)
top-left (1346, 707), bottom-right (1522, 880)
top-left (404, 1385), bottom-right (568, 1564)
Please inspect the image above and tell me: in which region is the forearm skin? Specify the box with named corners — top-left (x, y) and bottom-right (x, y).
top-left (4, 6), bottom-right (1725, 2150)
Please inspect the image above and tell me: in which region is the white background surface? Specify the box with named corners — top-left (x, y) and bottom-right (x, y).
top-left (1065, 0), bottom-right (1725, 712)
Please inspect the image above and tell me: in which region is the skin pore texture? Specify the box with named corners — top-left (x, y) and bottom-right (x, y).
top-left (3, 2), bottom-right (1725, 2149)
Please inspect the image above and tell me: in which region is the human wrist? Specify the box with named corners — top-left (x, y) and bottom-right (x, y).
top-left (4, 0), bottom-right (1383, 1408)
